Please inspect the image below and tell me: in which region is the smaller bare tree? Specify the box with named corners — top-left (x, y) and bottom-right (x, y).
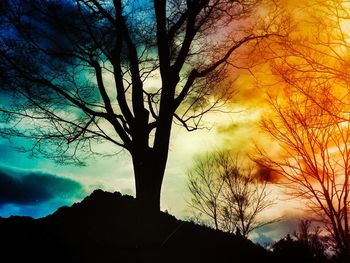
top-left (187, 151), bottom-right (277, 237)
top-left (187, 153), bottom-right (226, 230)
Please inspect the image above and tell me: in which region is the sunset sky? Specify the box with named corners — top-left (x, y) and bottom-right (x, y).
top-left (1, 0), bottom-right (349, 245)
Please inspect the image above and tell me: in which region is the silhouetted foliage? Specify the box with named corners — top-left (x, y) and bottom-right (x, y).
top-left (293, 219), bottom-right (330, 262)
top-left (272, 234), bottom-right (315, 263)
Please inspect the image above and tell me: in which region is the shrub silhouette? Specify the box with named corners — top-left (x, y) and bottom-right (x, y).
top-left (272, 234), bottom-right (332, 263)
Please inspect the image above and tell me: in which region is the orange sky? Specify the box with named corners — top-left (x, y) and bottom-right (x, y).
top-left (193, 0), bottom-right (350, 230)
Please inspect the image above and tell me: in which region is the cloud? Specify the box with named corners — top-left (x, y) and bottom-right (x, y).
top-left (251, 218), bottom-right (300, 245)
top-left (0, 167), bottom-right (84, 206)
top-left (253, 234), bottom-right (275, 246)
top-left (255, 163), bottom-right (282, 184)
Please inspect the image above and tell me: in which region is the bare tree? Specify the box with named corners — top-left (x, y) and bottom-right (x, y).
top-left (0, 0), bottom-right (281, 212)
top-left (222, 160), bottom-right (277, 236)
top-left (187, 151), bottom-right (277, 237)
top-left (256, 0), bottom-right (350, 258)
top-left (187, 153), bottom-right (226, 230)
top-left (257, 89), bottom-right (350, 259)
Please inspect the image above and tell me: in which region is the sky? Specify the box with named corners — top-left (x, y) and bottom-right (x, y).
top-left (0, 0), bottom-right (346, 245)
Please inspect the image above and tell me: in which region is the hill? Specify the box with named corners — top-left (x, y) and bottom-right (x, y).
top-left (0, 189), bottom-right (271, 262)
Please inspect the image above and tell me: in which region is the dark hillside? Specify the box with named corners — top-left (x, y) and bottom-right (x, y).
top-left (0, 189), bottom-right (271, 262)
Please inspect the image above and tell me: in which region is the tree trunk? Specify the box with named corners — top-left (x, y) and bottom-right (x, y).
top-left (130, 147), bottom-right (167, 244)
top-left (132, 148), bottom-right (166, 213)
top-left (131, 96), bottom-right (173, 214)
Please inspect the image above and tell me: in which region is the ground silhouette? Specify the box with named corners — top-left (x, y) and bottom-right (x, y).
top-left (0, 189), bottom-right (274, 262)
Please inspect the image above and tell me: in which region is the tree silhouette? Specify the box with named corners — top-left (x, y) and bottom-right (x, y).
top-left (255, 1), bottom-right (350, 258)
top-left (187, 151), bottom-right (277, 237)
top-left (293, 219), bottom-right (329, 262)
top-left (187, 152), bottom-right (225, 230)
top-left (0, 0), bottom-right (280, 212)
top-left (272, 234), bottom-right (315, 263)
top-left (257, 81), bottom-right (350, 259)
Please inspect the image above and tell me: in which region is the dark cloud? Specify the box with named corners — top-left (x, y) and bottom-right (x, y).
top-left (0, 168), bottom-right (84, 206)
top-left (255, 163), bottom-right (282, 184)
